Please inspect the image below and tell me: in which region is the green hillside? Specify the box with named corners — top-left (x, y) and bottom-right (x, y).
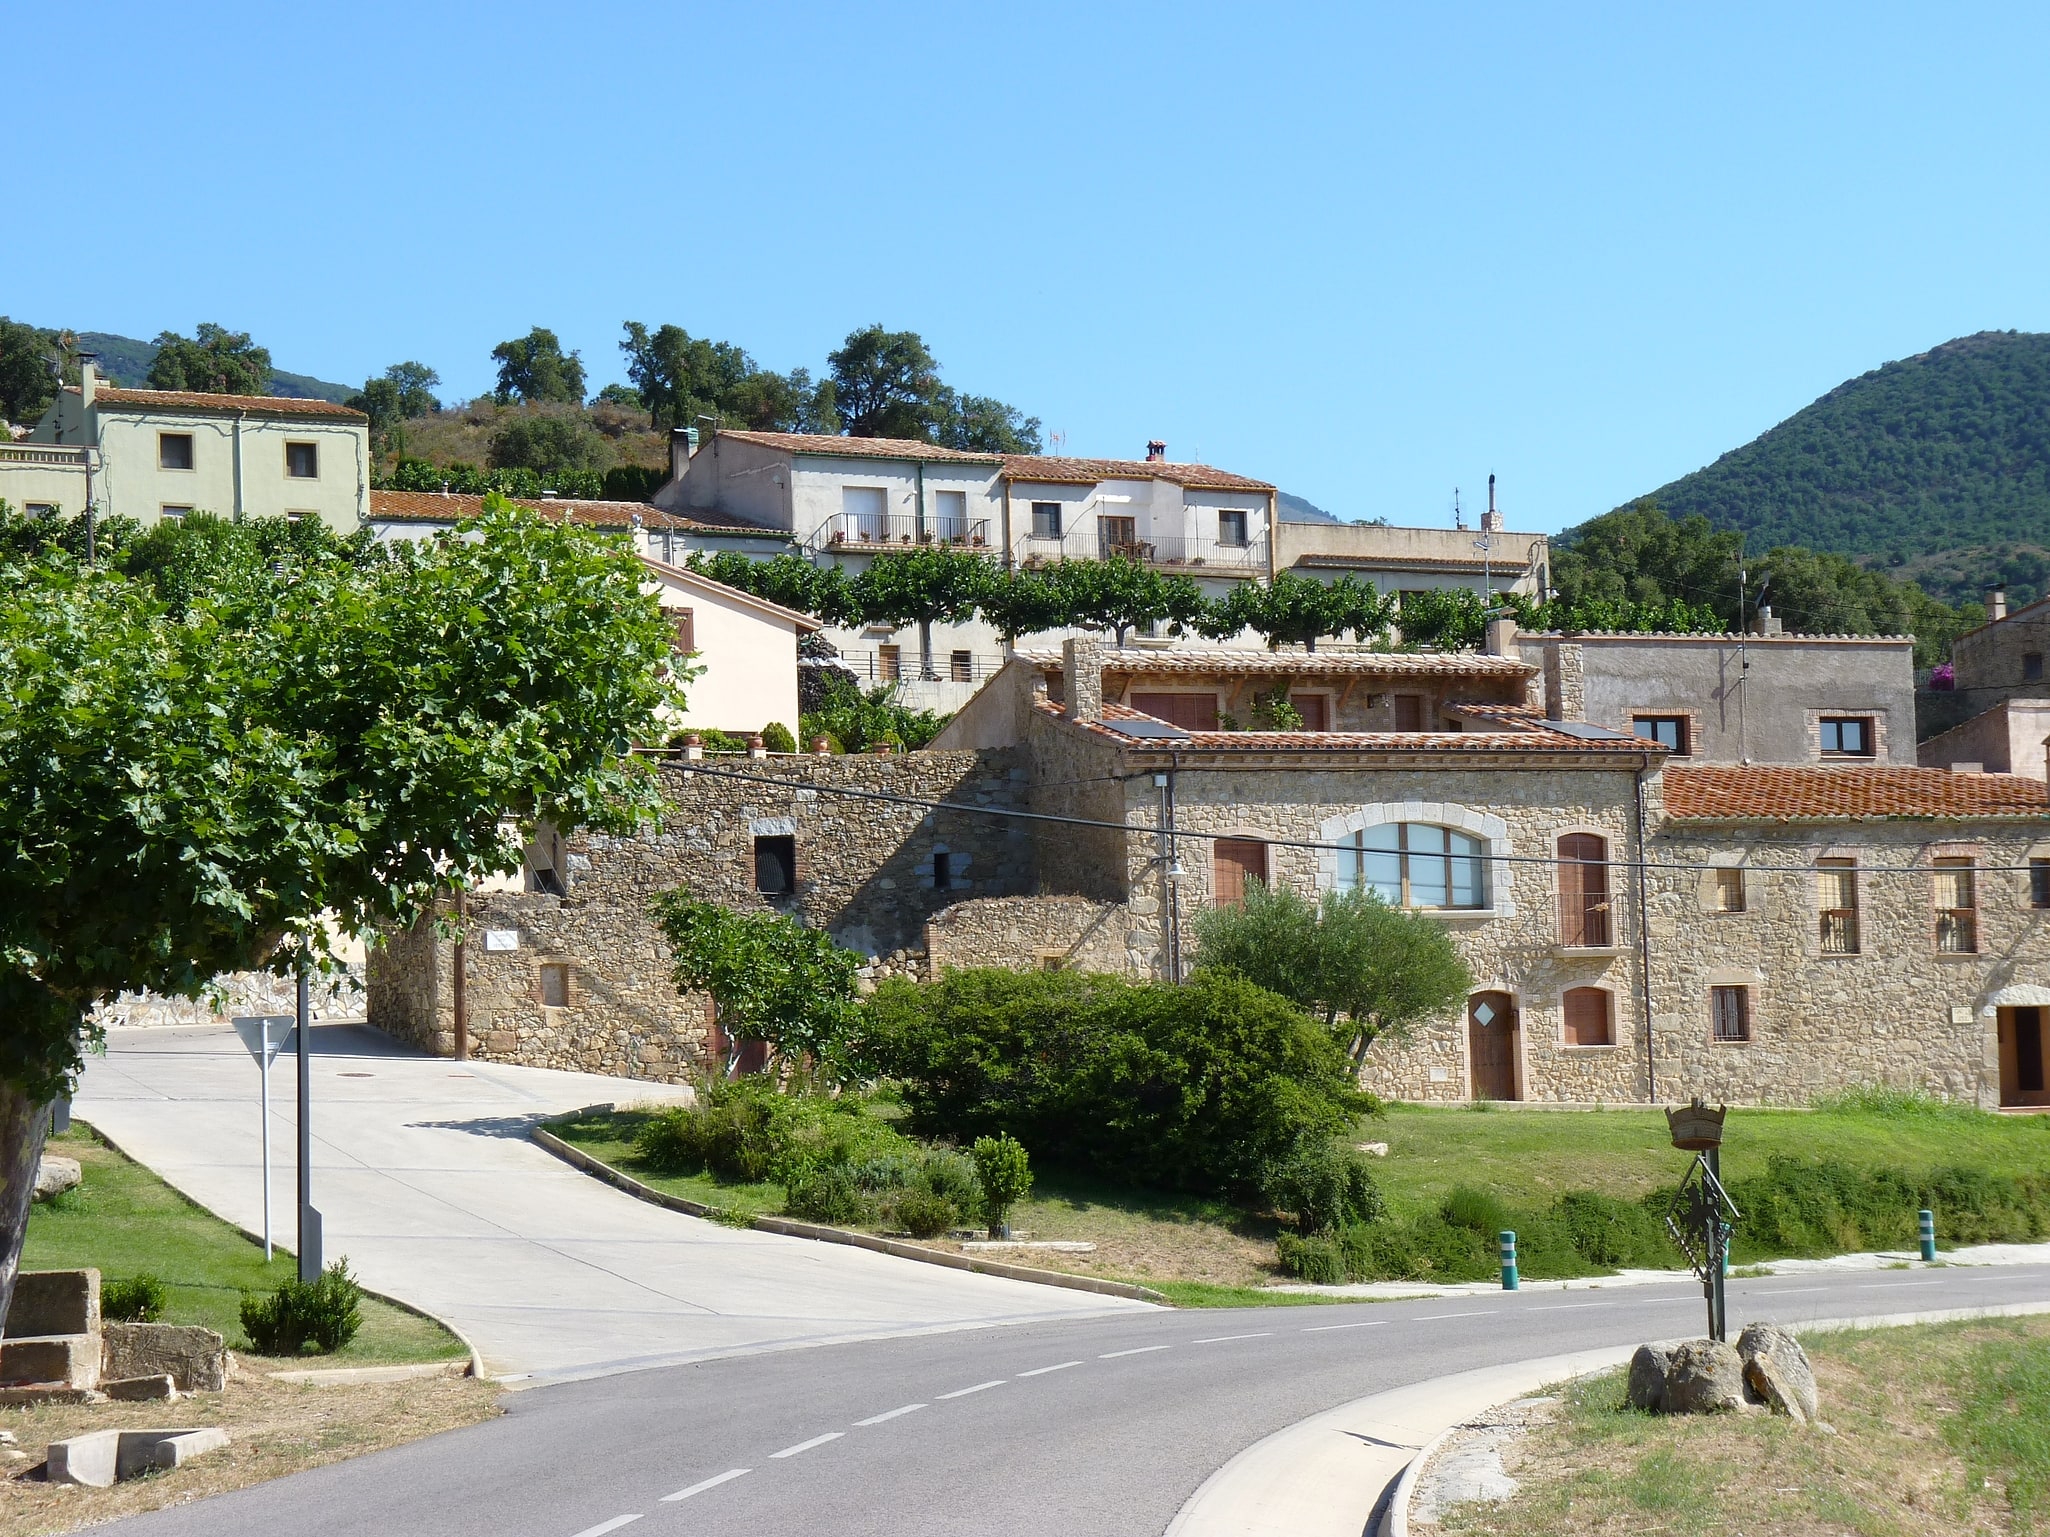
top-left (1641, 331), bottom-right (2050, 607)
top-left (72, 329), bottom-right (354, 403)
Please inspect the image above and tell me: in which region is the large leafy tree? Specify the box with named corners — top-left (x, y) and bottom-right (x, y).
top-left (145, 323), bottom-right (272, 394)
top-left (492, 327), bottom-right (587, 406)
top-left (829, 325), bottom-right (942, 439)
top-left (619, 322), bottom-right (836, 435)
top-left (348, 361), bottom-right (441, 452)
top-left (1037, 556), bottom-right (1205, 647)
top-left (686, 550), bottom-right (858, 627)
top-left (850, 548), bottom-right (997, 677)
top-left (932, 387), bottom-right (1042, 454)
top-left (0, 317), bottom-right (64, 424)
top-left (488, 413), bottom-right (614, 482)
top-left (0, 504), bottom-right (676, 1323)
top-left (1208, 571), bottom-right (1393, 651)
top-left (1190, 881), bottom-right (1471, 1066)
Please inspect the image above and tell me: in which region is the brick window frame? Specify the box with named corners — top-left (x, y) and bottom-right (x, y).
top-left (1629, 710), bottom-right (1700, 757)
top-left (1807, 708), bottom-right (1888, 762)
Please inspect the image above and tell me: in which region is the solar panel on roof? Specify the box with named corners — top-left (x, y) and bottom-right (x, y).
top-left (1109, 719), bottom-right (1194, 741)
top-left (1540, 720), bottom-right (1634, 741)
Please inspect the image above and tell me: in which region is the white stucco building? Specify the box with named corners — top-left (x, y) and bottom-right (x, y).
top-left (10, 364), bottom-right (371, 530)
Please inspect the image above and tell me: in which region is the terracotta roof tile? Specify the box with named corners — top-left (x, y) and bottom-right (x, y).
top-left (368, 488), bottom-right (766, 533)
top-left (1001, 455), bottom-right (1274, 493)
top-left (1017, 646), bottom-right (1535, 678)
top-left (1050, 699), bottom-right (1651, 754)
top-left (92, 386), bottom-right (366, 421)
top-left (1664, 765), bottom-right (2050, 822)
top-left (716, 430), bottom-right (1000, 463)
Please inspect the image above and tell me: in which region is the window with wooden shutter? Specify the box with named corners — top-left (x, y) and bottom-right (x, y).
top-left (1935, 858), bottom-right (1978, 952)
top-left (1711, 985), bottom-right (1750, 1042)
top-left (669, 608), bottom-right (695, 654)
top-left (1712, 866), bottom-right (1747, 913)
top-left (1213, 838), bottom-right (1268, 907)
top-left (1557, 834), bottom-right (1611, 947)
top-left (1393, 694), bottom-right (1425, 731)
top-left (877, 644), bottom-right (901, 682)
top-left (1562, 987), bottom-right (1613, 1046)
top-left (1130, 691), bottom-right (1220, 730)
top-left (1817, 858), bottom-right (1859, 954)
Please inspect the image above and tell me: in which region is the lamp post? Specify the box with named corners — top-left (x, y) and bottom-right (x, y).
top-left (1665, 1097), bottom-right (1737, 1342)
top-left (294, 943), bottom-right (323, 1283)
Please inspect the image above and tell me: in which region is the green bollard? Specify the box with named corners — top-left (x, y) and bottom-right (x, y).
top-left (1499, 1229), bottom-right (1519, 1290)
top-left (1919, 1208), bottom-right (1936, 1262)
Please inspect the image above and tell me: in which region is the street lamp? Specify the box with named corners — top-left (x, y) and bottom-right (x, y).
top-left (1664, 1097), bottom-right (1739, 1341)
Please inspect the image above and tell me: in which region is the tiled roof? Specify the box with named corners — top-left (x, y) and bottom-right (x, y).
top-left (368, 489), bottom-right (766, 533)
top-left (91, 386), bottom-right (367, 421)
top-left (1016, 646), bottom-right (1536, 678)
top-left (1664, 766), bottom-right (2050, 822)
top-left (1001, 455), bottom-right (1274, 493)
top-left (716, 431), bottom-right (1001, 464)
top-left (1047, 699), bottom-right (1654, 755)
top-left (1519, 629), bottom-right (1914, 645)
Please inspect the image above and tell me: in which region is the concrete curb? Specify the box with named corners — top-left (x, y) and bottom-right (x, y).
top-left (1376, 1298), bottom-right (2050, 1537)
top-left (76, 1119), bottom-right (487, 1382)
top-left (530, 1127), bottom-right (1167, 1305)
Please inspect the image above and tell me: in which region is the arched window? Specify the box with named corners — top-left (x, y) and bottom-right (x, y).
top-left (1562, 986), bottom-right (1613, 1046)
top-left (1343, 824), bottom-right (1486, 909)
top-left (1557, 833), bottom-right (1611, 946)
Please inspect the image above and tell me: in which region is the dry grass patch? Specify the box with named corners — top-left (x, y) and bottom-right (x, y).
top-left (1441, 1315), bottom-right (2050, 1536)
top-left (0, 1361), bottom-right (500, 1536)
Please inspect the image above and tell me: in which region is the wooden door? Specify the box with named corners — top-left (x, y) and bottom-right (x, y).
top-left (1468, 991), bottom-right (1519, 1101)
top-left (1393, 694), bottom-right (1425, 731)
top-left (1213, 838), bottom-right (1268, 907)
top-left (1130, 691), bottom-right (1220, 730)
top-left (1557, 833), bottom-right (1611, 946)
top-left (2000, 1007), bottom-right (2050, 1107)
top-left (1295, 694), bottom-right (1330, 731)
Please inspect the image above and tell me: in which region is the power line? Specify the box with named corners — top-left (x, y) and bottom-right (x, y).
top-left (644, 755), bottom-right (2050, 878)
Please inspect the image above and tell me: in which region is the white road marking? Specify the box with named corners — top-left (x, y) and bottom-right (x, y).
top-left (769, 1432), bottom-right (844, 1459)
top-left (1302, 1320), bottom-right (1390, 1333)
top-left (1857, 1280), bottom-right (1942, 1288)
top-left (1527, 1301), bottom-right (1612, 1311)
top-left (570, 1518), bottom-right (642, 1537)
top-left (1017, 1360), bottom-right (1083, 1377)
top-left (1100, 1345), bottom-right (1172, 1358)
top-left (1193, 1332), bottom-right (1273, 1344)
top-left (937, 1380), bottom-right (1005, 1399)
top-left (853, 1404), bottom-right (927, 1426)
top-left (661, 1469), bottom-right (750, 1503)
top-left (1752, 1287), bottom-right (1826, 1295)
top-left (1414, 1310), bottom-right (1495, 1320)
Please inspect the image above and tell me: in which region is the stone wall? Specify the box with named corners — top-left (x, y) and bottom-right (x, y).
top-left (925, 895), bottom-right (1140, 975)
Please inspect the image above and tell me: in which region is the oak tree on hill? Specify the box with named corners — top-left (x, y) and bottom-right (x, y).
top-left (145, 323), bottom-right (272, 395)
top-left (492, 327), bottom-right (588, 406)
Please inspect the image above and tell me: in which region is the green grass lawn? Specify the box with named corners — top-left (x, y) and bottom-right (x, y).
top-left (25, 1127), bottom-right (467, 1364)
top-left (1368, 1099), bottom-right (2050, 1219)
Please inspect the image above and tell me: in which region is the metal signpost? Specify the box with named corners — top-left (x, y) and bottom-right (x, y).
top-left (229, 1014), bottom-right (294, 1260)
top-left (294, 955), bottom-right (322, 1283)
top-left (1664, 1097), bottom-right (1740, 1342)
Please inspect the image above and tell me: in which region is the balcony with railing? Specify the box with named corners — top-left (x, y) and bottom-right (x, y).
top-left (0, 443), bottom-right (89, 468)
top-left (810, 512), bottom-right (992, 553)
top-left (840, 648), bottom-right (1008, 686)
top-left (1017, 527), bottom-right (1269, 572)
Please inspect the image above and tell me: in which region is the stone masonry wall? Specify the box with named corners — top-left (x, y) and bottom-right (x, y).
top-left (925, 895), bottom-right (1139, 975)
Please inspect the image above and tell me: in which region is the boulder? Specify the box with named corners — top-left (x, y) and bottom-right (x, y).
top-left (33, 1156), bottom-right (81, 1202)
top-left (1662, 1338), bottom-right (1747, 1414)
top-left (1737, 1322), bottom-right (1819, 1423)
top-left (1626, 1343), bottom-right (1671, 1412)
top-left (103, 1374), bottom-right (178, 1402)
top-left (102, 1323), bottom-right (227, 1394)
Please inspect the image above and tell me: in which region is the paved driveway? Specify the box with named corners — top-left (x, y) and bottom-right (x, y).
top-left (74, 1023), bottom-right (1145, 1382)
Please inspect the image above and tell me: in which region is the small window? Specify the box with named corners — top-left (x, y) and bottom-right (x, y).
top-left (1213, 837), bottom-right (1269, 907)
top-left (284, 509), bottom-right (315, 523)
top-left (1711, 985), bottom-right (1751, 1042)
top-left (2031, 858), bottom-right (2050, 909)
top-left (1557, 833), bottom-right (1612, 947)
top-left (1633, 715), bottom-right (1689, 754)
top-left (1819, 716), bottom-right (1875, 757)
top-left (160, 505), bottom-right (192, 520)
top-left (1037, 951), bottom-right (1065, 972)
top-left (1817, 858), bottom-right (1859, 954)
top-left (1934, 857), bottom-right (1977, 953)
top-left (159, 432), bottom-right (194, 470)
top-left (754, 834), bottom-right (796, 895)
top-left (1562, 987), bottom-right (1613, 1047)
top-left (670, 608), bottom-right (696, 653)
top-left (950, 650), bottom-right (973, 683)
top-left (1218, 509), bottom-right (1249, 547)
top-left (2027, 653), bottom-right (2045, 683)
top-left (1031, 501), bottom-right (1063, 540)
top-left (24, 502), bottom-right (57, 519)
top-left (1712, 866), bottom-right (1747, 913)
top-left (539, 963), bottom-right (570, 1008)
top-left (1393, 694), bottom-right (1426, 731)
top-left (285, 441), bottom-right (319, 479)
top-left (877, 644), bottom-right (901, 682)
top-left (932, 850), bottom-right (954, 890)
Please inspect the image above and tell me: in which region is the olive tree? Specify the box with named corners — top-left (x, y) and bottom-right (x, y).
top-left (0, 506), bottom-right (677, 1324)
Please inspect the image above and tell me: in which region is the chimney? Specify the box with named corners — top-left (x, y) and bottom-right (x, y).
top-left (79, 359), bottom-right (97, 411)
top-left (1145, 440), bottom-right (1166, 462)
top-left (1752, 603), bottom-right (1783, 638)
top-left (1481, 472), bottom-right (1504, 534)
top-left (1063, 635), bottom-right (1105, 723)
top-left (1989, 585), bottom-right (2008, 623)
top-left (1484, 613), bottom-right (1520, 659)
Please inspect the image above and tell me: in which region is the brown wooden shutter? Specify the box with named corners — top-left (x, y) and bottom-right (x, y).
top-left (1130, 691), bottom-right (1220, 730)
top-left (1296, 694), bottom-right (1329, 731)
top-left (1562, 987), bottom-right (1612, 1046)
top-left (1213, 838), bottom-right (1268, 907)
top-left (668, 608), bottom-right (695, 653)
top-left (1393, 694), bottom-right (1425, 731)
top-left (1558, 833), bottom-right (1610, 946)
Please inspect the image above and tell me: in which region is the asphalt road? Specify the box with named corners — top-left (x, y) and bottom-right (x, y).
top-left (101, 1262), bottom-right (2050, 1537)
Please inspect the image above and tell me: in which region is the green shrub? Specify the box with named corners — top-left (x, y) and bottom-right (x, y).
top-left (632, 1081), bottom-right (920, 1187)
top-left (240, 1260), bottom-right (363, 1355)
top-left (915, 1149), bottom-right (983, 1224)
top-left (1441, 1185), bottom-right (1512, 1235)
top-left (1551, 1190), bottom-right (1677, 1269)
top-left (760, 721), bottom-right (797, 754)
top-left (860, 968), bottom-right (1365, 1197)
top-left (102, 1273), bottom-right (167, 1323)
top-left (971, 1134), bottom-right (1033, 1238)
top-left (1715, 1156), bottom-right (2050, 1259)
top-left (783, 1162), bottom-right (871, 1225)
top-left (1262, 1140), bottom-right (1386, 1233)
top-left (1810, 1084), bottom-right (1987, 1118)
top-left (890, 1188), bottom-right (958, 1239)
top-left (1276, 1231), bottom-right (1347, 1284)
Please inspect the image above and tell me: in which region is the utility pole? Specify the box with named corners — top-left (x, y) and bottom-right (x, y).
top-left (295, 941), bottom-right (322, 1283)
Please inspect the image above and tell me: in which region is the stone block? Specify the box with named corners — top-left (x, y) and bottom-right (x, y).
top-left (102, 1323), bottom-right (227, 1393)
top-left (47, 1427), bottom-right (229, 1487)
top-left (34, 1155), bottom-right (81, 1202)
top-left (0, 1334), bottom-right (99, 1389)
top-left (103, 1373), bottom-right (178, 1402)
top-left (1662, 1338), bottom-right (1746, 1414)
top-left (1626, 1342), bottom-right (1670, 1412)
top-left (1737, 1322), bottom-right (1819, 1423)
top-left (4, 1268), bottom-right (100, 1338)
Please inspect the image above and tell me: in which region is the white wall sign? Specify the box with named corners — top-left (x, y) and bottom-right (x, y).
top-left (484, 929), bottom-right (520, 952)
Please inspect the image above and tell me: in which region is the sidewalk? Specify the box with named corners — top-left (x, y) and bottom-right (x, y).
top-left (74, 1022), bottom-right (1148, 1383)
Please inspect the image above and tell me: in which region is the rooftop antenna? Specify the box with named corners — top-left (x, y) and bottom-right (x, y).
top-left (1453, 487), bottom-right (1466, 531)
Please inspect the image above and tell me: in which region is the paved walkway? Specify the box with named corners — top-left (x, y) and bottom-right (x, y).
top-left (74, 1023), bottom-right (1146, 1382)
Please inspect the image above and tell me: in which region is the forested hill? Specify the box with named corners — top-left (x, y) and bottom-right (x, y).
top-left (1639, 331), bottom-right (2050, 606)
top-left (73, 330), bottom-right (354, 403)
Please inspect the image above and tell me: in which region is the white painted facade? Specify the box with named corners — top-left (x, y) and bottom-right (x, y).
top-left (640, 556), bottom-right (816, 739)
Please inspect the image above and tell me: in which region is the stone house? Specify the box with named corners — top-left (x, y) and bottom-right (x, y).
top-left (1921, 588), bottom-right (2050, 779)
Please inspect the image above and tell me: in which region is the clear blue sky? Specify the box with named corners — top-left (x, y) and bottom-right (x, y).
top-left (10, 2), bottom-right (2046, 534)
